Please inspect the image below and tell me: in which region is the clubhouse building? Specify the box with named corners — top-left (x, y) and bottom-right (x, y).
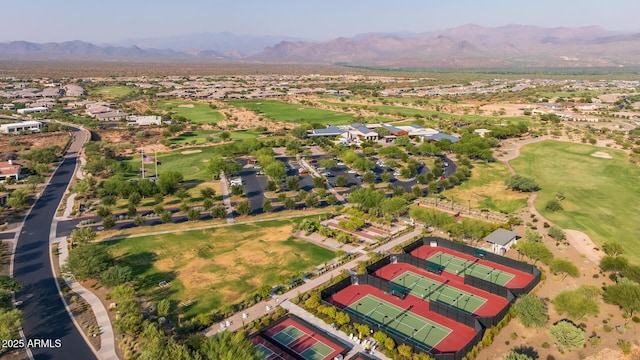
top-left (307, 123), bottom-right (459, 145)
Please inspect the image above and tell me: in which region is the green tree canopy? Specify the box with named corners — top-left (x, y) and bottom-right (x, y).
top-left (603, 279), bottom-right (640, 316)
top-left (549, 258), bottom-right (580, 280)
top-left (553, 285), bottom-right (601, 320)
top-left (505, 174), bottom-right (540, 192)
top-left (547, 320), bottom-right (585, 350)
top-left (512, 294), bottom-right (548, 328)
top-left (200, 331), bottom-right (263, 360)
top-left (62, 244), bottom-right (114, 281)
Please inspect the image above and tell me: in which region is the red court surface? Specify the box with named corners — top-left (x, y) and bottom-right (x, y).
top-left (264, 317), bottom-right (346, 360)
top-left (411, 245), bottom-right (535, 289)
top-left (374, 262), bottom-right (510, 317)
top-left (328, 284), bottom-right (477, 354)
top-left (252, 335), bottom-right (297, 360)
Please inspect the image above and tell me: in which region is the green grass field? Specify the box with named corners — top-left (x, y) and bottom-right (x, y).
top-left (444, 161), bottom-right (529, 214)
top-left (156, 100), bottom-right (225, 124)
top-left (510, 141), bottom-right (640, 263)
top-left (106, 218), bottom-right (335, 319)
top-left (126, 146), bottom-right (219, 181)
top-left (169, 129), bottom-right (260, 145)
top-left (90, 86), bottom-right (134, 98)
top-left (229, 99), bottom-right (353, 125)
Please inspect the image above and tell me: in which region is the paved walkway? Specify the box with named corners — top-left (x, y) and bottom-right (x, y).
top-left (280, 300), bottom-right (389, 360)
top-left (218, 171), bottom-right (235, 224)
top-left (55, 230), bottom-right (118, 360)
top-left (204, 227), bottom-right (423, 336)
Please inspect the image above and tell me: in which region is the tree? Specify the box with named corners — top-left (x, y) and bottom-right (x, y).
top-left (600, 255), bottom-right (629, 272)
top-left (512, 294), bottom-right (548, 328)
top-left (504, 347), bottom-right (538, 360)
top-left (505, 175), bottom-right (540, 192)
top-left (264, 161), bottom-right (287, 181)
top-left (69, 227), bottom-right (96, 248)
top-left (602, 241), bottom-right (625, 256)
top-left (128, 192), bottom-right (142, 206)
top-left (100, 265), bottom-right (132, 288)
top-left (363, 171), bottom-right (376, 184)
top-left (211, 205), bottom-right (227, 219)
top-left (412, 185), bottom-right (423, 198)
top-left (335, 311), bottom-right (350, 326)
top-left (160, 211), bottom-right (173, 223)
top-left (200, 187), bottom-right (216, 199)
top-left (553, 285), bottom-right (601, 320)
top-left (545, 199), bottom-right (563, 212)
top-left (603, 279), bottom-right (640, 316)
top-left (547, 320), bottom-right (585, 350)
top-left (286, 176), bottom-right (299, 191)
top-left (380, 172), bottom-right (391, 183)
top-left (157, 299), bottom-right (171, 317)
top-left (335, 175), bottom-right (348, 187)
top-left (157, 171), bottom-right (184, 195)
top-left (549, 258), bottom-right (580, 280)
top-left (266, 179), bottom-right (277, 192)
top-left (305, 193), bottom-right (319, 208)
top-left (235, 201), bottom-right (251, 216)
top-left (219, 131), bottom-right (231, 141)
top-left (127, 204), bottom-right (137, 217)
top-left (327, 194), bottom-right (338, 205)
top-left (62, 244), bottom-right (114, 281)
top-left (547, 226), bottom-right (566, 241)
top-left (202, 198), bottom-right (214, 211)
top-left (174, 188), bottom-right (190, 201)
top-left (102, 215), bottom-right (116, 229)
top-left (230, 184), bottom-right (244, 196)
top-left (354, 323), bottom-right (370, 339)
top-left (134, 215), bottom-right (145, 226)
top-left (97, 205), bottom-right (112, 218)
top-left (284, 197), bottom-right (296, 210)
top-left (313, 176), bottom-right (326, 189)
top-left (7, 188), bottom-right (29, 209)
top-left (0, 309), bottom-right (23, 344)
top-left (517, 240), bottom-right (553, 265)
top-left (397, 344), bottom-right (412, 358)
top-left (200, 331), bottom-right (263, 360)
top-left (262, 198), bottom-right (272, 212)
top-left (187, 208), bottom-right (201, 221)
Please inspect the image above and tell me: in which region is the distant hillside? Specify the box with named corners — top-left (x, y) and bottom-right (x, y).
top-left (4, 25), bottom-right (640, 68)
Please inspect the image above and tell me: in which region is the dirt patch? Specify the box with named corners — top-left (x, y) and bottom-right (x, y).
top-left (154, 257), bottom-right (175, 272)
top-left (178, 104), bottom-right (194, 108)
top-left (591, 151), bottom-right (612, 159)
top-left (181, 149), bottom-right (202, 155)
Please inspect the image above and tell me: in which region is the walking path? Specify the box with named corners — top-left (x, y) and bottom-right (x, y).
top-left (204, 228), bottom-right (423, 336)
top-left (218, 171), bottom-right (235, 224)
top-left (55, 232), bottom-right (117, 360)
top-left (280, 300), bottom-right (390, 360)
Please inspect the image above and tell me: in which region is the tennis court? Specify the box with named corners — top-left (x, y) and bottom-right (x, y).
top-left (271, 325), bottom-right (337, 360)
top-left (345, 294), bottom-right (451, 352)
top-left (255, 343), bottom-right (288, 360)
top-left (427, 251), bottom-right (514, 286)
top-left (391, 271), bottom-right (487, 314)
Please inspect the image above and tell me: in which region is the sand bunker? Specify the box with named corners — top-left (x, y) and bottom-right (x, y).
top-left (591, 151), bottom-right (612, 159)
top-left (178, 104), bottom-right (194, 108)
top-left (181, 149), bottom-right (202, 155)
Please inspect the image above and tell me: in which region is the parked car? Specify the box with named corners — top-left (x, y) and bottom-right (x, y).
top-left (317, 167), bottom-right (326, 171)
top-left (337, 162), bottom-right (345, 166)
top-left (309, 159), bottom-right (318, 163)
top-left (393, 172), bottom-right (401, 176)
top-left (347, 170), bottom-right (357, 174)
top-left (321, 172), bottom-right (333, 177)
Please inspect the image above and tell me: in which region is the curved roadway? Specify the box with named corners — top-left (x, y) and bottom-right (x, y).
top-left (13, 126), bottom-right (97, 360)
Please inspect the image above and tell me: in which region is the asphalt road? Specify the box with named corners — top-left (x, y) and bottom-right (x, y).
top-left (13, 126), bottom-right (97, 360)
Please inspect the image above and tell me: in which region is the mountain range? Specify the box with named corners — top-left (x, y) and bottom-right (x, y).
top-left (3, 25), bottom-right (640, 68)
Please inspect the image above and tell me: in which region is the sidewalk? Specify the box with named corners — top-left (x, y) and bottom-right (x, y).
top-left (204, 228), bottom-right (423, 336)
top-left (56, 230), bottom-right (118, 360)
top-left (218, 171), bottom-right (235, 224)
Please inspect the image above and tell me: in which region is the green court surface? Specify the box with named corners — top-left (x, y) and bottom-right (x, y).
top-left (255, 344), bottom-right (276, 358)
top-left (392, 271), bottom-right (486, 314)
top-left (427, 252), bottom-right (514, 286)
top-left (346, 294), bottom-right (451, 351)
top-left (272, 326), bottom-right (334, 360)
top-left (300, 342), bottom-right (334, 360)
top-left (272, 325), bottom-right (305, 345)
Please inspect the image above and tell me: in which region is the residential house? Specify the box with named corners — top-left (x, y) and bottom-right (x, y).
top-left (127, 115), bottom-right (162, 126)
top-left (0, 160), bottom-right (21, 180)
top-left (0, 121), bottom-right (43, 134)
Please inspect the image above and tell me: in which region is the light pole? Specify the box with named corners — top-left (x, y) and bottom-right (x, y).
top-left (468, 199), bottom-right (471, 215)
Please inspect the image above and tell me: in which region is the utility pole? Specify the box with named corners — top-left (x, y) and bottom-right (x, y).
top-left (141, 149), bottom-right (145, 179)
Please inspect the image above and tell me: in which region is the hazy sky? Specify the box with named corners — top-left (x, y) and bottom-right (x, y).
top-left (4, 0), bottom-right (640, 43)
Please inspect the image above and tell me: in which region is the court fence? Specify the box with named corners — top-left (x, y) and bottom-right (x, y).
top-left (321, 273), bottom-right (484, 360)
top-left (255, 314), bottom-right (352, 359)
top-left (402, 237), bottom-right (541, 295)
